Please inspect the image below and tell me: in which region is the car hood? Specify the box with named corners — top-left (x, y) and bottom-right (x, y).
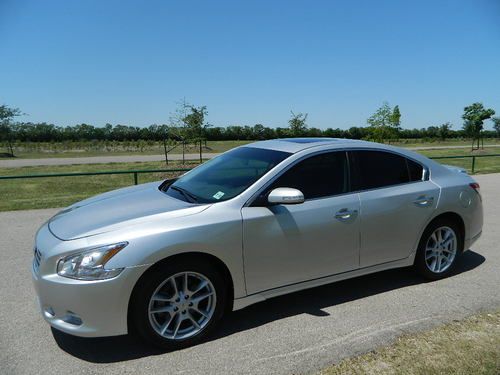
top-left (48, 181), bottom-right (210, 240)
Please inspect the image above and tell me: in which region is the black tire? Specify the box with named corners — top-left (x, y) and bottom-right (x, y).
top-left (414, 217), bottom-right (464, 280)
top-left (129, 257), bottom-right (228, 350)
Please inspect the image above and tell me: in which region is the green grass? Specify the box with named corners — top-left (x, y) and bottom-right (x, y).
top-left (0, 148), bottom-right (499, 212)
top-left (2, 139), bottom-right (500, 159)
top-left (318, 310), bottom-right (500, 375)
top-left (0, 160), bottom-right (199, 211)
top-left (0, 140), bottom-right (251, 159)
top-left (420, 149), bottom-right (500, 174)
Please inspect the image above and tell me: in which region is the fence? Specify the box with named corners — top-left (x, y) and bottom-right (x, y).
top-left (428, 154), bottom-right (500, 174)
top-left (0, 154), bottom-right (499, 183)
top-left (0, 168), bottom-right (191, 185)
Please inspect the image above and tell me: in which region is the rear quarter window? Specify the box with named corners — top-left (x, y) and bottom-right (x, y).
top-left (407, 158), bottom-right (424, 181)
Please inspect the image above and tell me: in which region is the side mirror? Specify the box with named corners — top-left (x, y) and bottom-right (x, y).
top-left (267, 187), bottom-right (304, 205)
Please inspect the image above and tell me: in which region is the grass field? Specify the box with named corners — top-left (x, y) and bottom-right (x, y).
top-left (0, 140), bottom-right (251, 159)
top-left (0, 147), bottom-right (499, 211)
top-left (0, 161), bottom-right (197, 211)
top-left (418, 148), bottom-right (500, 174)
top-left (1, 139), bottom-right (500, 159)
top-left (318, 310), bottom-right (500, 375)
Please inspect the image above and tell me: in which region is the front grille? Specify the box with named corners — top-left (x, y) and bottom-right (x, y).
top-left (33, 247), bottom-right (42, 273)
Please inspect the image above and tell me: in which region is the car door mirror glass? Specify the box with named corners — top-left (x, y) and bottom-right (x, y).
top-left (267, 188), bottom-right (304, 205)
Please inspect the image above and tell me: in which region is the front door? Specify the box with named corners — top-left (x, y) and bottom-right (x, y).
top-left (241, 151), bottom-right (361, 294)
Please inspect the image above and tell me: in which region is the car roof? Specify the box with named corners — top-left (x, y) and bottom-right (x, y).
top-left (244, 138), bottom-right (371, 153)
top-left (243, 137), bottom-right (443, 172)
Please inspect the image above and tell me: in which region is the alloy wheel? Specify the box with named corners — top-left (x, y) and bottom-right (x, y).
top-left (148, 271), bottom-right (216, 340)
top-left (424, 226), bottom-right (457, 273)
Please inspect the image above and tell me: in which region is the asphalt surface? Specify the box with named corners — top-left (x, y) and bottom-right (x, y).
top-left (0, 173), bottom-right (499, 375)
top-left (0, 153), bottom-right (219, 168)
top-left (1, 144), bottom-right (499, 168)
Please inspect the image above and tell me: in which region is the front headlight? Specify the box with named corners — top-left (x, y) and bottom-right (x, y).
top-left (57, 242), bottom-right (128, 280)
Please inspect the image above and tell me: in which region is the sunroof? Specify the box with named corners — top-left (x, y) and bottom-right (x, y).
top-left (278, 138), bottom-right (338, 144)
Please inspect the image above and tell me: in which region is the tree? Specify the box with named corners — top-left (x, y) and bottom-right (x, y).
top-left (252, 124), bottom-right (266, 140)
top-left (182, 105), bottom-right (210, 163)
top-left (288, 111), bottom-right (308, 137)
top-left (462, 102), bottom-right (495, 150)
top-left (492, 117), bottom-right (500, 136)
top-left (438, 122), bottom-right (452, 141)
top-left (367, 102), bottom-right (401, 142)
top-left (391, 105), bottom-right (401, 129)
top-left (0, 104), bottom-right (22, 156)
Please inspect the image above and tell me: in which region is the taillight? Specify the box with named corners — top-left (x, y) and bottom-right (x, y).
top-left (469, 182), bottom-right (480, 195)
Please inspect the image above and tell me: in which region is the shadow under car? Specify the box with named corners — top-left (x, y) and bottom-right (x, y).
top-left (51, 249), bottom-right (485, 363)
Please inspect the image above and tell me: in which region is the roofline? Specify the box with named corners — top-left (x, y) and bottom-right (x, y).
top-left (243, 138), bottom-right (371, 153)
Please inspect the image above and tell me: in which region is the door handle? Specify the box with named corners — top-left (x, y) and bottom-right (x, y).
top-left (413, 195), bottom-right (434, 207)
top-left (335, 208), bottom-right (358, 221)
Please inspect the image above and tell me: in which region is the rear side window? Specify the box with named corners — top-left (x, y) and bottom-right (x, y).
top-left (270, 151), bottom-right (348, 200)
top-left (350, 150), bottom-right (414, 190)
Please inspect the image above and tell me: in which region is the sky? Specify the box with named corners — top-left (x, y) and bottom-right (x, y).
top-left (1, 0), bottom-right (499, 130)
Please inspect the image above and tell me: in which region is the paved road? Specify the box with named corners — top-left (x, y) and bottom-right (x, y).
top-left (0, 153), bottom-right (219, 168)
top-left (0, 174), bottom-right (499, 375)
top-left (1, 144), bottom-right (499, 168)
top-left (409, 144), bottom-right (500, 150)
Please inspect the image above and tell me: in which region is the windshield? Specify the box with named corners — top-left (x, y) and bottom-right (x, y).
top-left (165, 147), bottom-right (291, 203)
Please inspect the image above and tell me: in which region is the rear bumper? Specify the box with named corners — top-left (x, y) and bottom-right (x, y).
top-left (32, 263), bottom-right (148, 337)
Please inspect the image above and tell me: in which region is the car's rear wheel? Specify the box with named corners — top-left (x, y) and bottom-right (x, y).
top-left (414, 217), bottom-right (463, 280)
top-left (130, 258), bottom-right (227, 350)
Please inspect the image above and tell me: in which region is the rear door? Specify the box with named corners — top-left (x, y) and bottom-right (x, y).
top-left (349, 150), bottom-right (439, 267)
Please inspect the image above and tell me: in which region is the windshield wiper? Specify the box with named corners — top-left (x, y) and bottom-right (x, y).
top-left (170, 185), bottom-right (198, 203)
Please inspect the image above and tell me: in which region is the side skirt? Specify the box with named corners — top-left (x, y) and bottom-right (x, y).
top-left (233, 257), bottom-right (413, 311)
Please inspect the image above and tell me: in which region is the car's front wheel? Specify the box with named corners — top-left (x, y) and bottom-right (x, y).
top-left (130, 258), bottom-right (227, 350)
top-left (414, 217), bottom-right (463, 280)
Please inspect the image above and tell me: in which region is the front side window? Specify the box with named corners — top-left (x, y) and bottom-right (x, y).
top-left (350, 150), bottom-right (422, 190)
top-left (164, 147), bottom-right (291, 203)
top-left (269, 151), bottom-right (349, 200)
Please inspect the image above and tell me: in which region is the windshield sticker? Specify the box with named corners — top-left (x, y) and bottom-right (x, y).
top-left (213, 191), bottom-right (225, 200)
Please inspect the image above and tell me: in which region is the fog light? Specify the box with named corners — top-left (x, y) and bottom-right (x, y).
top-left (62, 311), bottom-right (82, 326)
top-left (43, 307), bottom-right (55, 318)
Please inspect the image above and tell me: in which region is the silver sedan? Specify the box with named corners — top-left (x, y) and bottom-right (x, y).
top-left (32, 138), bottom-right (483, 349)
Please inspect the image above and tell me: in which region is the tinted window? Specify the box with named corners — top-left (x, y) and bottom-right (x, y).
top-left (270, 151), bottom-right (348, 199)
top-left (165, 147), bottom-right (291, 203)
top-left (407, 158), bottom-right (424, 181)
top-left (351, 150), bottom-right (410, 190)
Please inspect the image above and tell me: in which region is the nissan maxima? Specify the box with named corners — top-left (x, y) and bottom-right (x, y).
top-left (32, 138), bottom-right (483, 349)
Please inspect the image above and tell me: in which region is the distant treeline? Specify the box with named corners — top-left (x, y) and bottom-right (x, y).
top-left (4, 122), bottom-right (499, 142)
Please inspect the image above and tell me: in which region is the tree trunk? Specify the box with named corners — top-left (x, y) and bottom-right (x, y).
top-left (163, 138), bottom-right (168, 166)
top-left (199, 139), bottom-right (202, 164)
top-left (7, 140), bottom-right (14, 157)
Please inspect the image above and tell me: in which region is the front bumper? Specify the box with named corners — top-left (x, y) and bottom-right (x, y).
top-left (31, 224), bottom-right (150, 337)
top-left (32, 263), bottom-right (149, 337)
